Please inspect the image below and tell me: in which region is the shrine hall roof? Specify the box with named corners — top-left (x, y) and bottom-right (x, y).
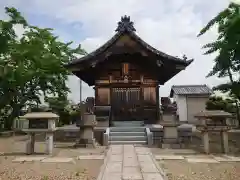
top-left (66, 16), bottom-right (193, 67)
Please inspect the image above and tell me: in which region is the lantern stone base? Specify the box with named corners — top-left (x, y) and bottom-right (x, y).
top-left (74, 138), bottom-right (96, 148)
top-left (24, 130), bottom-right (56, 155)
top-left (160, 121), bottom-right (181, 149)
top-left (45, 132), bottom-right (54, 155)
top-left (202, 131), bottom-right (210, 154)
top-left (221, 131), bottom-right (229, 154)
top-left (197, 127), bottom-right (230, 154)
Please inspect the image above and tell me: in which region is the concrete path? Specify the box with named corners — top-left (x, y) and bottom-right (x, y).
top-left (98, 145), bottom-right (164, 180)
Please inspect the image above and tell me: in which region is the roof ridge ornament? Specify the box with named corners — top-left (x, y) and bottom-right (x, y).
top-left (115, 15), bottom-right (136, 32)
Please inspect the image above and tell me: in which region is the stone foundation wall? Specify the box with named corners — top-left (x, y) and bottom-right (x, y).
top-left (34, 128), bottom-right (106, 145)
top-left (150, 126), bottom-right (192, 146)
top-left (150, 128), bottom-right (163, 145)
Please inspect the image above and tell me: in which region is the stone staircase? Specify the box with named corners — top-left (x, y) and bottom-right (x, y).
top-left (112, 121), bottom-right (144, 127)
top-left (109, 121), bottom-right (147, 145)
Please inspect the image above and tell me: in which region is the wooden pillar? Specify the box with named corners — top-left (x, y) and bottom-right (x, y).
top-left (140, 75), bottom-right (145, 124)
top-left (109, 75), bottom-right (113, 126)
top-left (95, 85), bottom-right (98, 105)
top-left (156, 85), bottom-right (160, 123)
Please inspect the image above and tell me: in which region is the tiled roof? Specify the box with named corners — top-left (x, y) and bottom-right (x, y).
top-left (66, 16), bottom-right (193, 67)
top-left (170, 85), bottom-right (213, 97)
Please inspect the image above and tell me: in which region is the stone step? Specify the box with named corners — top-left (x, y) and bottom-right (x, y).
top-left (110, 132), bottom-right (146, 136)
top-left (109, 140), bottom-right (147, 145)
top-left (110, 136), bottom-right (147, 141)
top-left (110, 127), bottom-right (146, 132)
top-left (112, 121), bottom-right (144, 127)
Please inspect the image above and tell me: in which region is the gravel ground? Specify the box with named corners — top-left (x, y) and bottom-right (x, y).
top-left (0, 136), bottom-right (105, 180)
top-left (159, 160), bottom-right (240, 180)
top-left (0, 158), bottom-right (102, 180)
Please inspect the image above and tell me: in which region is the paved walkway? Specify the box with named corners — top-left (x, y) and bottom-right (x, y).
top-left (98, 145), bottom-right (164, 180)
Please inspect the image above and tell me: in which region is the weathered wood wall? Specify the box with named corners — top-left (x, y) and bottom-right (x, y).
top-left (94, 58), bottom-right (159, 123)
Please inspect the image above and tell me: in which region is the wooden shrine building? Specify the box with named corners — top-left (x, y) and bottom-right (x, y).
top-left (66, 16), bottom-right (193, 125)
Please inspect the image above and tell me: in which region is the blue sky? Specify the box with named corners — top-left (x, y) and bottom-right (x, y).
top-left (0, 0), bottom-right (230, 103)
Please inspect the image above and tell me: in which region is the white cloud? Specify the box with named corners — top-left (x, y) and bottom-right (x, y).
top-left (0, 0), bottom-right (231, 102)
top-left (81, 37), bottom-right (107, 52)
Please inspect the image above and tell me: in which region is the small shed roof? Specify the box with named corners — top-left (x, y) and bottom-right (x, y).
top-left (170, 84), bottom-right (213, 97)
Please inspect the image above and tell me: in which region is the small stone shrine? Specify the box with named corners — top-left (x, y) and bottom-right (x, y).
top-left (75, 99), bottom-right (97, 148)
top-left (21, 112), bottom-right (59, 155)
top-left (195, 110), bottom-right (233, 154)
top-left (160, 97), bottom-right (180, 148)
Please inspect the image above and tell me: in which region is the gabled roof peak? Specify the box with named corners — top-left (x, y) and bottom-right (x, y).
top-left (115, 15), bottom-right (136, 32)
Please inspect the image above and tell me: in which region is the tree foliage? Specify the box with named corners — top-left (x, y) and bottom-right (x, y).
top-left (198, 2), bottom-right (240, 123)
top-left (0, 7), bottom-right (86, 129)
top-left (45, 96), bottom-right (72, 125)
top-left (206, 96), bottom-right (237, 113)
top-left (198, 3), bottom-right (240, 99)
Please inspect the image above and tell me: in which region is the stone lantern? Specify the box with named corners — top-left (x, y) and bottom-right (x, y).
top-left (21, 112), bottom-right (59, 155)
top-left (74, 112), bottom-right (97, 148)
top-left (195, 110), bottom-right (233, 154)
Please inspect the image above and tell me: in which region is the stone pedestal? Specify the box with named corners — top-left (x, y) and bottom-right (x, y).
top-left (26, 133), bottom-right (35, 155)
top-left (45, 132), bottom-right (54, 155)
top-left (162, 114), bottom-right (176, 122)
top-left (161, 121), bottom-right (180, 148)
top-left (202, 131), bottom-right (209, 154)
top-left (221, 131), bottom-right (229, 154)
top-left (74, 113), bottom-right (97, 148)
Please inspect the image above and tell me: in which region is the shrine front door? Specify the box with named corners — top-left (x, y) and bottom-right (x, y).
top-left (111, 87), bottom-right (142, 121)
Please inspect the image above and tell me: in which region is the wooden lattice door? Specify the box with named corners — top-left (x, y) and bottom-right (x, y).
top-left (111, 87), bottom-right (141, 121)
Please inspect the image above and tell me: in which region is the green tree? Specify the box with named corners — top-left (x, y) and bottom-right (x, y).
top-left (45, 96), bottom-right (69, 113)
top-left (206, 96), bottom-right (236, 113)
top-left (198, 2), bottom-right (240, 123)
top-left (0, 7), bottom-right (86, 129)
top-left (45, 96), bottom-right (72, 125)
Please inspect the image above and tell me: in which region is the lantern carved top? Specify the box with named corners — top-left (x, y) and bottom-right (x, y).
top-left (22, 112), bottom-right (59, 120)
top-left (194, 110), bottom-right (232, 119)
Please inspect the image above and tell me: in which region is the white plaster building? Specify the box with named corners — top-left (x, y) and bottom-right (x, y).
top-left (170, 85), bottom-right (213, 124)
